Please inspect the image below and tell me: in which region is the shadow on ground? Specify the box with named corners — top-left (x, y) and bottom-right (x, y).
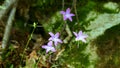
top-left (93, 24), bottom-right (120, 68)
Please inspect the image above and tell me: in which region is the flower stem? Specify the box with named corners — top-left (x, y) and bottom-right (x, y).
top-left (20, 22), bottom-right (37, 64)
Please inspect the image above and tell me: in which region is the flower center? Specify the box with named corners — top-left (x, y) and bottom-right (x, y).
top-left (65, 13), bottom-right (70, 18)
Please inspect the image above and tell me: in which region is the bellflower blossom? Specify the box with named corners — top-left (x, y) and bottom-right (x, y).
top-left (60, 8), bottom-right (75, 22)
top-left (48, 32), bottom-right (62, 46)
top-left (42, 41), bottom-right (56, 53)
top-left (73, 31), bottom-right (88, 43)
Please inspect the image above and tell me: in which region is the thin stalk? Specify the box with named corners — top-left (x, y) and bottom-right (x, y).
top-left (20, 23), bottom-right (37, 64)
top-left (63, 21), bottom-right (72, 43)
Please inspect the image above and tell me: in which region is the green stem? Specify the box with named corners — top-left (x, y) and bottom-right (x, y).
top-left (20, 22), bottom-right (37, 64)
top-left (77, 41), bottom-right (80, 48)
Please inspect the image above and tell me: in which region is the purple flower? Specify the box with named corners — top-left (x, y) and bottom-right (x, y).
top-left (73, 31), bottom-right (88, 43)
top-left (48, 32), bottom-right (62, 46)
top-left (42, 41), bottom-right (56, 53)
top-left (60, 8), bottom-right (75, 22)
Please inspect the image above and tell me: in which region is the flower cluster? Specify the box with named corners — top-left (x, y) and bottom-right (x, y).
top-left (42, 8), bottom-right (88, 53)
top-left (42, 32), bottom-right (62, 53)
top-left (60, 8), bottom-right (88, 43)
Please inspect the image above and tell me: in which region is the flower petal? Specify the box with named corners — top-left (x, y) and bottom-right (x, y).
top-left (47, 41), bottom-right (53, 46)
top-left (78, 31), bottom-right (83, 35)
top-left (49, 32), bottom-right (54, 36)
top-left (51, 48), bottom-right (56, 52)
top-left (66, 8), bottom-right (71, 13)
top-left (81, 39), bottom-right (87, 43)
top-left (63, 15), bottom-right (68, 20)
top-left (55, 32), bottom-right (60, 38)
top-left (60, 11), bottom-right (65, 14)
top-left (42, 45), bottom-right (47, 49)
top-left (58, 39), bottom-right (63, 43)
top-left (48, 37), bottom-right (52, 41)
top-left (70, 14), bottom-right (75, 16)
top-left (54, 41), bottom-right (58, 46)
top-left (46, 49), bottom-right (50, 53)
top-left (73, 32), bottom-right (78, 36)
top-left (68, 17), bottom-right (73, 21)
top-left (82, 34), bottom-right (88, 38)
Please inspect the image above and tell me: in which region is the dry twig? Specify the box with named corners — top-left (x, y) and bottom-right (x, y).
top-left (1, 0), bottom-right (18, 49)
top-left (0, 0), bottom-right (17, 19)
